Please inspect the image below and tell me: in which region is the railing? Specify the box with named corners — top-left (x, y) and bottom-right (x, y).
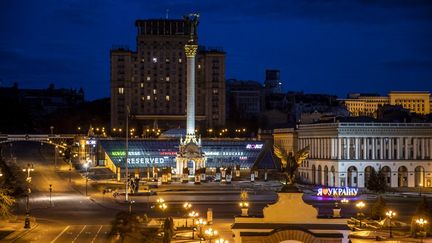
top-left (299, 123), bottom-right (432, 128)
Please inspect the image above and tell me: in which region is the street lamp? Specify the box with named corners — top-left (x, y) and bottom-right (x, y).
top-left (385, 210), bottom-right (396, 238)
top-left (215, 238), bottom-right (229, 243)
top-left (189, 211), bottom-right (199, 239)
top-left (49, 184), bottom-right (52, 207)
top-left (83, 162), bottom-right (89, 197)
top-left (128, 200), bottom-right (135, 214)
top-left (341, 198), bottom-right (349, 204)
top-left (416, 218), bottom-right (428, 243)
top-left (356, 201), bottom-right (366, 228)
top-left (183, 202), bottom-right (192, 227)
top-left (239, 201), bottom-right (249, 216)
top-left (419, 182), bottom-right (423, 197)
top-left (204, 228), bottom-right (218, 243)
top-left (197, 218), bottom-right (207, 241)
top-left (22, 163), bottom-right (34, 229)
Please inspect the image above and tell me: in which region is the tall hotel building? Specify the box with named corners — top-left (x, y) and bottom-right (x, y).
top-left (111, 19), bottom-right (225, 131)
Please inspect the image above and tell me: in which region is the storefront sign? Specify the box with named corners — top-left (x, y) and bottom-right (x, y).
top-left (246, 144), bottom-right (263, 149)
top-left (112, 151), bottom-right (142, 156)
top-left (126, 157), bottom-right (164, 164)
top-left (317, 187), bottom-right (359, 197)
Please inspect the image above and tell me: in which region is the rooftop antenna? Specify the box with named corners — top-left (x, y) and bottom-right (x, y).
top-left (165, 9), bottom-right (169, 19)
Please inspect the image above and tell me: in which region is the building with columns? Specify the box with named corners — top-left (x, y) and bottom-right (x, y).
top-left (283, 122), bottom-right (432, 188)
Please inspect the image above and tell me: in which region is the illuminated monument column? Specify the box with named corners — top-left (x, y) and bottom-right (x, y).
top-left (176, 14), bottom-right (206, 178)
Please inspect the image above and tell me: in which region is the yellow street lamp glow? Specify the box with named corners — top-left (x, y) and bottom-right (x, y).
top-left (386, 210), bottom-right (396, 218)
top-left (189, 211), bottom-right (199, 218)
top-left (239, 202), bottom-right (249, 208)
top-left (341, 198), bottom-right (349, 204)
top-left (215, 238), bottom-right (229, 243)
top-left (197, 218), bottom-right (207, 226)
top-left (205, 228), bottom-right (218, 237)
top-left (159, 203), bottom-right (167, 211)
top-left (416, 218), bottom-right (428, 226)
top-left (156, 198), bottom-right (165, 204)
top-left (356, 201), bottom-right (365, 209)
top-left (183, 202), bottom-right (192, 210)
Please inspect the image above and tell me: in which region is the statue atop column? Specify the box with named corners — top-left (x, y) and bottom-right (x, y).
top-left (184, 13), bottom-right (199, 44)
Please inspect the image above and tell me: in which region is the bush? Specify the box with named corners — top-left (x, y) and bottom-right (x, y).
top-left (369, 196), bottom-right (386, 220)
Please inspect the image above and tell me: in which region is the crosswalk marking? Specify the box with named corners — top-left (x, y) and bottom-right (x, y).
top-left (91, 225), bottom-right (103, 243)
top-left (71, 225), bottom-right (86, 243)
top-left (50, 225), bottom-right (70, 243)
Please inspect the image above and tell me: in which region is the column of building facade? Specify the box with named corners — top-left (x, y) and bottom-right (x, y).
top-left (405, 138), bottom-right (409, 160)
top-left (397, 137), bottom-right (401, 160)
top-left (338, 137), bottom-right (342, 159)
top-left (371, 138), bottom-right (376, 160)
top-left (421, 137), bottom-right (425, 159)
top-left (355, 137), bottom-right (359, 159)
top-left (388, 137), bottom-right (393, 160)
top-left (380, 137), bottom-right (384, 160)
top-left (363, 137), bottom-right (368, 160)
top-left (331, 137), bottom-right (336, 159)
top-left (413, 138), bottom-right (418, 160)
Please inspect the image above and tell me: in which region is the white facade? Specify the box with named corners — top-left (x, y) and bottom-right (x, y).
top-left (296, 123), bottom-right (432, 188)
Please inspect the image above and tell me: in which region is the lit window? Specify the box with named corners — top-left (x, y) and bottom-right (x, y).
top-left (153, 89), bottom-right (157, 94)
top-left (178, 58), bottom-right (182, 63)
top-left (166, 95), bottom-right (170, 101)
top-left (140, 83), bottom-right (144, 88)
top-left (152, 57), bottom-right (158, 63)
top-left (146, 95), bottom-right (151, 100)
top-left (165, 58), bottom-right (170, 63)
top-left (118, 87), bottom-right (124, 94)
top-left (146, 76), bottom-right (151, 81)
top-left (166, 76), bottom-right (170, 81)
top-left (198, 64), bottom-right (201, 69)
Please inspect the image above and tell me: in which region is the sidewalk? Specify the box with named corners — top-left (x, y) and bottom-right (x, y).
top-left (0, 218), bottom-right (38, 242)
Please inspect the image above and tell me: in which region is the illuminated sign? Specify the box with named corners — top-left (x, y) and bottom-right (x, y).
top-left (317, 187), bottom-right (359, 197)
top-left (112, 151), bottom-right (142, 156)
top-left (203, 151), bottom-right (244, 156)
top-left (159, 151), bottom-right (177, 156)
top-left (86, 140), bottom-right (96, 145)
top-left (127, 157), bottom-right (165, 164)
top-left (246, 144), bottom-right (263, 149)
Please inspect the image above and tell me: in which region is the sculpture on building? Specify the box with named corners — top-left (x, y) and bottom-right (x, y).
top-left (183, 13), bottom-right (199, 44)
top-left (273, 145), bottom-right (310, 189)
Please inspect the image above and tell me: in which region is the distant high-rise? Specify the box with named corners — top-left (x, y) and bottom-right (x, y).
top-left (110, 19), bottom-right (225, 132)
top-left (264, 69), bottom-right (282, 93)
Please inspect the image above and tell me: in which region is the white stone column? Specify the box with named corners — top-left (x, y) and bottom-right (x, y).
top-left (380, 138), bottom-right (384, 160)
top-left (388, 138), bottom-right (393, 160)
top-left (363, 138), bottom-right (368, 160)
top-left (345, 138), bottom-right (349, 160)
top-left (405, 138), bottom-right (409, 159)
top-left (414, 138), bottom-right (418, 159)
top-left (338, 138), bottom-right (342, 159)
top-left (331, 138), bottom-right (337, 159)
top-left (372, 138), bottom-right (376, 160)
top-left (184, 44), bottom-right (198, 136)
top-left (397, 138), bottom-right (401, 160)
top-left (355, 137), bottom-right (359, 160)
top-left (421, 138), bottom-right (426, 159)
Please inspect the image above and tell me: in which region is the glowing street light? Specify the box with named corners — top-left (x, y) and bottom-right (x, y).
top-left (183, 202), bottom-right (192, 227)
top-left (197, 218), bottom-right (207, 240)
top-left (215, 238), bottom-right (229, 243)
top-left (341, 198), bottom-right (349, 204)
top-left (22, 163), bottom-right (34, 229)
top-left (356, 201), bottom-right (366, 228)
top-left (385, 210), bottom-right (396, 238)
top-left (416, 218), bottom-right (428, 243)
top-left (239, 201), bottom-right (249, 216)
top-left (205, 228), bottom-right (218, 243)
top-left (189, 211), bottom-right (199, 239)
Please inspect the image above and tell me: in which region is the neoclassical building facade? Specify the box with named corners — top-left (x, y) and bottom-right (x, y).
top-left (294, 123), bottom-right (432, 188)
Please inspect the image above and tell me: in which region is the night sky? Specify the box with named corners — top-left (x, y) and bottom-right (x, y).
top-left (1, 0), bottom-right (432, 100)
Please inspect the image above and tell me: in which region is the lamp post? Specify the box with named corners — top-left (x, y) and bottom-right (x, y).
top-left (215, 238), bottom-right (228, 243)
top-left (128, 200), bottom-right (135, 214)
top-left (416, 218), bottom-right (428, 243)
top-left (385, 210), bottom-right (396, 238)
top-left (49, 184), bottom-right (52, 207)
top-left (419, 183), bottom-right (423, 197)
top-left (83, 162), bottom-right (89, 197)
top-left (239, 201), bottom-right (249, 216)
top-left (204, 228), bottom-right (218, 243)
top-left (183, 202), bottom-right (192, 227)
top-left (189, 211), bottom-right (199, 239)
top-left (22, 163), bottom-right (34, 229)
top-left (356, 201), bottom-right (366, 228)
top-left (197, 218), bottom-right (207, 242)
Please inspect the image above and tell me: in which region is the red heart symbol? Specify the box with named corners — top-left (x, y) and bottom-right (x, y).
top-left (322, 188), bottom-right (329, 196)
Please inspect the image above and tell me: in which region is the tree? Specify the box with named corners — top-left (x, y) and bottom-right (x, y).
top-left (367, 168), bottom-right (387, 193)
top-left (110, 211), bottom-right (161, 243)
top-left (369, 196), bottom-right (386, 220)
top-left (411, 197), bottom-right (432, 236)
top-left (0, 158), bottom-right (26, 196)
top-left (163, 217), bottom-right (174, 243)
top-left (0, 189), bottom-right (15, 219)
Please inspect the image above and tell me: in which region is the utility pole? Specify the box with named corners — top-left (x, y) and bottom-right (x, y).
top-left (125, 105), bottom-right (129, 202)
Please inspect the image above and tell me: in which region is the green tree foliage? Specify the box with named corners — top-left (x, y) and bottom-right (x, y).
top-left (366, 167), bottom-right (387, 193)
top-left (110, 211), bottom-right (161, 243)
top-left (163, 217), bottom-right (174, 243)
top-left (0, 158), bottom-right (26, 196)
top-left (0, 189), bottom-right (15, 219)
top-left (369, 196), bottom-right (387, 220)
top-left (411, 197), bottom-right (432, 236)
